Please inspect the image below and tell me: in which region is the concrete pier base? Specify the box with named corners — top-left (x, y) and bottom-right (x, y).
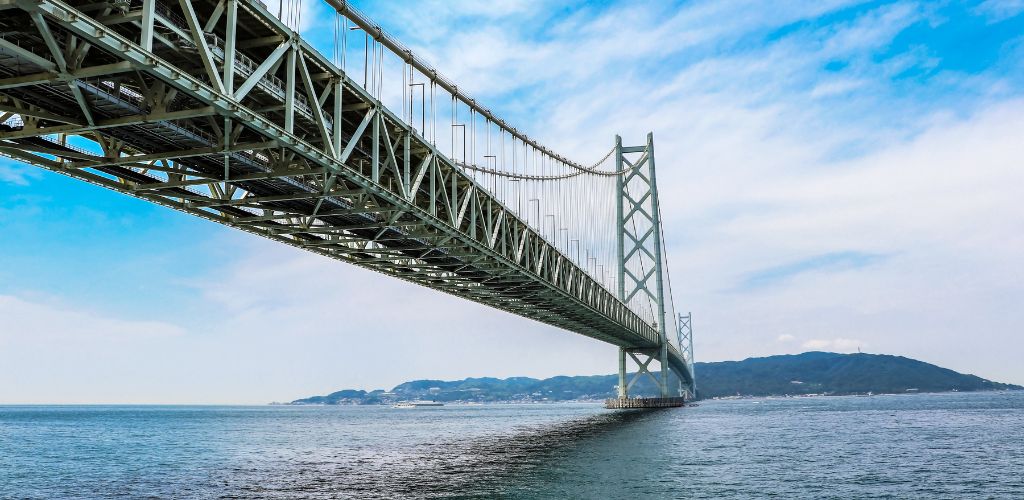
top-left (604, 397), bottom-right (686, 409)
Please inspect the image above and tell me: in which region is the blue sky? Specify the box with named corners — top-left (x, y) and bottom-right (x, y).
top-left (2, 0), bottom-right (1023, 403)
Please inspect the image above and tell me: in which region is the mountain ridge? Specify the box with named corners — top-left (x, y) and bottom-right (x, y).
top-left (286, 352), bottom-right (1020, 404)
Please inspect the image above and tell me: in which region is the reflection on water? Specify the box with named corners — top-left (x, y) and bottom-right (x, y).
top-left (2, 393), bottom-right (1023, 499)
top-left (219, 408), bottom-right (655, 499)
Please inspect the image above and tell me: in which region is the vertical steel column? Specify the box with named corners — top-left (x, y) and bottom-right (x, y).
top-left (688, 314), bottom-right (696, 397)
top-left (615, 135), bottom-right (628, 399)
top-left (372, 111), bottom-right (380, 182)
top-left (618, 349), bottom-right (627, 399)
top-left (285, 43), bottom-right (296, 134)
top-left (221, 0), bottom-right (236, 184)
top-left (403, 133), bottom-right (411, 192)
top-left (647, 132), bottom-right (670, 397)
top-left (333, 79), bottom-right (343, 158)
top-left (223, 0), bottom-right (236, 94)
top-left (140, 0), bottom-right (155, 51)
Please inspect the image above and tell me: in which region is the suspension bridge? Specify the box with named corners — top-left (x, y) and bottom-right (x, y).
top-left (0, 0), bottom-right (696, 403)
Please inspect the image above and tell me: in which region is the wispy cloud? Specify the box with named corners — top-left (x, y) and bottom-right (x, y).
top-left (0, 294), bottom-right (184, 341)
top-left (972, 0), bottom-right (1024, 24)
top-left (739, 251), bottom-right (887, 290)
top-left (0, 159), bottom-right (40, 186)
top-left (803, 338), bottom-right (865, 352)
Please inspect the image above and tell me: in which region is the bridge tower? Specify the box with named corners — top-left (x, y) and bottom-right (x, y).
top-left (677, 312), bottom-right (696, 398)
top-left (615, 132), bottom-right (674, 399)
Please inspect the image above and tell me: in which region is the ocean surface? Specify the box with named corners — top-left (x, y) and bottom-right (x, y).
top-left (1, 391), bottom-right (1022, 499)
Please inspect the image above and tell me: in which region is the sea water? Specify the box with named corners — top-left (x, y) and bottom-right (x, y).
top-left (1, 391), bottom-right (1022, 498)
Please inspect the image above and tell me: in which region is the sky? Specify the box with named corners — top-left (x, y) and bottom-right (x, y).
top-left (1, 0), bottom-right (1023, 403)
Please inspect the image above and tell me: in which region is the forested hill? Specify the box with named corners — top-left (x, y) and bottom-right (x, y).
top-left (694, 352), bottom-right (1018, 398)
top-left (286, 352), bottom-right (1020, 404)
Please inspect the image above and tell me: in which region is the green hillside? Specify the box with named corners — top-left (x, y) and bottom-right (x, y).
top-left (695, 352), bottom-right (1017, 398)
top-left (287, 352), bottom-right (1020, 404)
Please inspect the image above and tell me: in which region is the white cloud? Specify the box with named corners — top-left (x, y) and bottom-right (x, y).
top-left (820, 2), bottom-right (923, 58)
top-left (0, 159), bottom-right (40, 185)
top-left (0, 295), bottom-right (190, 404)
top-left (810, 78), bottom-right (867, 98)
top-left (802, 338), bottom-right (864, 351)
top-left (0, 295), bottom-right (184, 341)
top-left (777, 334), bottom-right (796, 342)
top-left (973, 0), bottom-right (1024, 23)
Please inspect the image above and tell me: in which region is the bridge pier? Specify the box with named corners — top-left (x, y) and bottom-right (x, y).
top-left (615, 347), bottom-right (677, 401)
top-left (605, 396), bottom-right (686, 409)
top-left (617, 348), bottom-right (627, 398)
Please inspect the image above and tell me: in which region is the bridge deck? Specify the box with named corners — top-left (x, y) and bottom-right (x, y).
top-left (0, 0), bottom-right (692, 386)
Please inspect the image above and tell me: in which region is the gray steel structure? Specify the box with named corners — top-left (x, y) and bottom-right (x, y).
top-left (0, 0), bottom-right (695, 394)
top-left (677, 313), bottom-right (696, 398)
top-left (614, 133), bottom-right (690, 399)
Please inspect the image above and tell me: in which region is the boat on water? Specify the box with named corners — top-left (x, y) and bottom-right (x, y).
top-left (393, 401), bottom-right (444, 408)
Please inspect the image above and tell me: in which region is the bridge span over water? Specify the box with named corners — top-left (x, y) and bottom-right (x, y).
top-left (0, 0), bottom-right (695, 399)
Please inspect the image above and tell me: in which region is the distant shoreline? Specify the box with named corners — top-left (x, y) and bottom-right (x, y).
top-left (274, 389), bottom-right (1021, 406)
top-left (284, 352), bottom-right (1021, 406)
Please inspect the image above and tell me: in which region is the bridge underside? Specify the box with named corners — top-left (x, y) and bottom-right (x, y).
top-left (0, 0), bottom-right (693, 385)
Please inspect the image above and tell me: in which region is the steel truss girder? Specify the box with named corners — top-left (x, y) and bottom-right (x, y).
top-left (0, 0), bottom-right (690, 358)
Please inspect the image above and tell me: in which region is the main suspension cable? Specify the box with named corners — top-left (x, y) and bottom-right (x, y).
top-left (455, 147), bottom-right (626, 180)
